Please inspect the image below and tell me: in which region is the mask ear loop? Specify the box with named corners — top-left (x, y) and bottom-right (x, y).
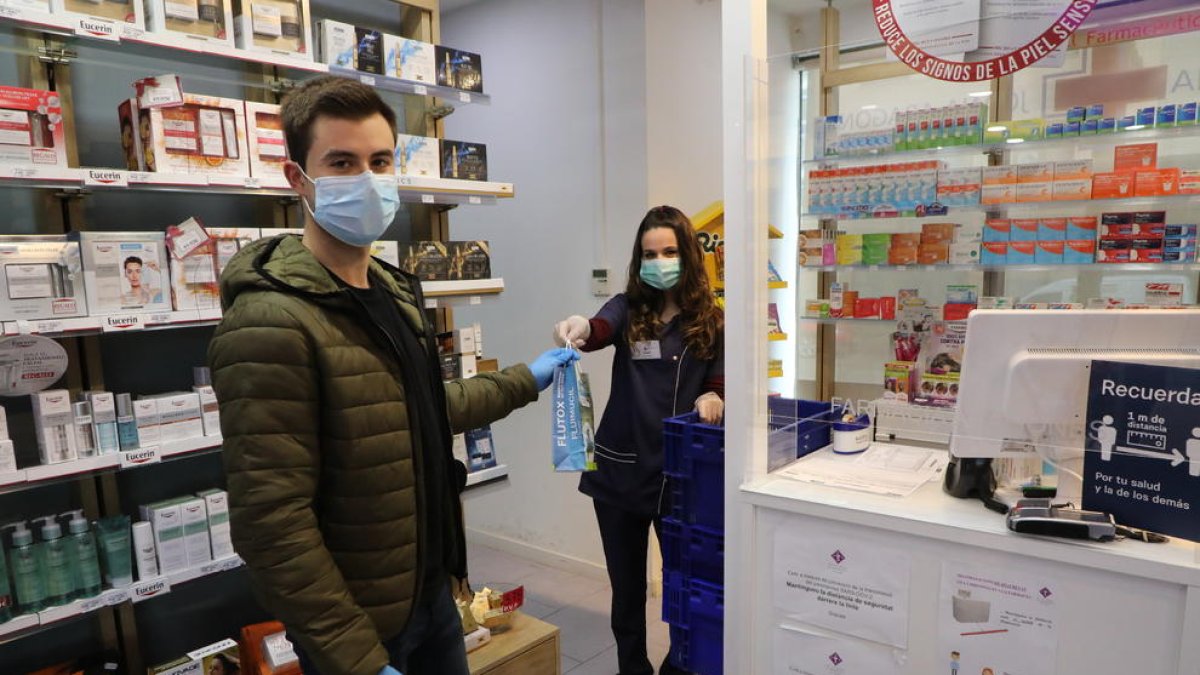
top-left (296, 166), bottom-right (318, 219)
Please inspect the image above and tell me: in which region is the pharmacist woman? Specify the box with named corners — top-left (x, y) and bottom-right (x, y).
top-left (555, 205), bottom-right (724, 675)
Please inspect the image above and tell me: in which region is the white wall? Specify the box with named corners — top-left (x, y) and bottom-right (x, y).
top-left (442, 0), bottom-right (647, 572)
top-left (645, 0), bottom-right (723, 212)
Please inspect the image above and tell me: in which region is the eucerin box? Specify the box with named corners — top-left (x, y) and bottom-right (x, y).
top-left (141, 93), bottom-right (250, 184)
top-left (0, 86), bottom-right (68, 169)
top-left (392, 38), bottom-right (435, 83)
top-left (140, 500), bottom-right (187, 574)
top-left (0, 237), bottom-right (88, 321)
top-left (75, 232), bottom-right (171, 315)
top-left (233, 0), bottom-right (314, 60)
top-left (206, 227), bottom-right (260, 275)
top-left (315, 19), bottom-right (355, 68)
top-left (134, 398), bottom-right (161, 449)
top-left (33, 389), bottom-right (80, 465)
top-left (396, 134), bottom-right (439, 178)
top-left (179, 497), bottom-right (212, 566)
top-left (245, 101), bottom-right (287, 186)
top-left (197, 489), bottom-right (234, 559)
top-left (53, 0), bottom-right (146, 34)
top-left (145, 0), bottom-right (236, 49)
top-left (154, 393), bottom-right (204, 443)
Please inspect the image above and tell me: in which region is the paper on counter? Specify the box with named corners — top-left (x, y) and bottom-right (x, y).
top-left (778, 443), bottom-right (948, 497)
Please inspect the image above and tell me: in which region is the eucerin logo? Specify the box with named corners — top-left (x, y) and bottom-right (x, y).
top-left (88, 170), bottom-right (122, 184)
top-left (12, 337), bottom-right (37, 348)
top-left (125, 449), bottom-right (157, 464)
top-left (79, 20), bottom-right (113, 36)
top-left (106, 315), bottom-right (139, 329)
top-left (136, 580), bottom-right (167, 598)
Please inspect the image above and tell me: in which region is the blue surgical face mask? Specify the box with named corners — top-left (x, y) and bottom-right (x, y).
top-left (640, 258), bottom-right (681, 290)
top-left (300, 168), bottom-right (400, 247)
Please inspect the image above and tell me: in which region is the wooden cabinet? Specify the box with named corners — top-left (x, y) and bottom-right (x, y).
top-left (468, 612), bottom-right (561, 675)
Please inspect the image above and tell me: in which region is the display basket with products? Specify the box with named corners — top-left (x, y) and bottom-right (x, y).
top-left (469, 583), bottom-right (524, 632)
top-left (663, 571), bottom-right (723, 675)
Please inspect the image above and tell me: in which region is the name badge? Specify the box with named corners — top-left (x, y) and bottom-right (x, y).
top-left (632, 341), bottom-right (662, 360)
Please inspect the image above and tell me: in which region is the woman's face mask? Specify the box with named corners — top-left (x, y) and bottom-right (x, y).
top-left (300, 168), bottom-right (400, 247)
top-left (640, 258), bottom-right (682, 290)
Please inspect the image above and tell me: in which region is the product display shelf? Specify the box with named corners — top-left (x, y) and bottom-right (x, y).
top-left (0, 167), bottom-right (515, 205)
top-left (768, 368), bottom-right (784, 379)
top-left (768, 332), bottom-right (788, 342)
top-left (809, 262), bottom-right (1200, 273)
top-left (796, 317), bottom-right (899, 326)
top-left (464, 463), bottom-right (509, 487)
top-left (768, 280), bottom-right (788, 289)
top-left (2, 309), bottom-right (223, 339)
top-left (803, 194), bottom-right (1200, 222)
top-left (0, 555), bottom-right (244, 644)
top-left (0, 435), bottom-right (223, 497)
top-left (329, 66), bottom-right (490, 106)
top-left (422, 278), bottom-right (505, 299)
top-left (0, 10), bottom-right (493, 108)
top-left (803, 122), bottom-right (1200, 167)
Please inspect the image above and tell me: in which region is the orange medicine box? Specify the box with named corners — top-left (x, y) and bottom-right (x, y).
top-left (983, 165), bottom-right (1017, 185)
top-left (1114, 143), bottom-right (1158, 172)
top-left (921, 223), bottom-right (958, 243)
top-left (918, 243), bottom-right (949, 264)
top-left (982, 184), bottom-right (1015, 205)
top-left (1092, 172), bottom-right (1134, 199)
top-left (1054, 160), bottom-right (1094, 181)
top-left (1135, 168), bottom-right (1180, 196)
top-left (889, 246), bottom-right (918, 266)
top-left (1180, 169), bottom-right (1200, 195)
top-left (1053, 179), bottom-right (1092, 201)
top-left (1016, 182), bottom-right (1052, 202)
top-left (1017, 162), bottom-right (1054, 184)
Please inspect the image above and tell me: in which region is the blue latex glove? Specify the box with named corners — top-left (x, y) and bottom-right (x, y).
top-left (380, 666), bottom-right (402, 675)
top-left (530, 347), bottom-right (580, 390)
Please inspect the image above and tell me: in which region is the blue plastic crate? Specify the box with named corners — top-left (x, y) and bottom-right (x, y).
top-left (663, 412), bottom-right (723, 480)
top-left (660, 517), bottom-right (723, 584)
top-left (663, 572), bottom-right (724, 675)
top-left (667, 473), bottom-right (723, 530)
top-left (767, 398), bottom-right (838, 471)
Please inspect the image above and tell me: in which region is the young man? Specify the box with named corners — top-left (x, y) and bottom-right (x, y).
top-left (208, 76), bottom-right (576, 675)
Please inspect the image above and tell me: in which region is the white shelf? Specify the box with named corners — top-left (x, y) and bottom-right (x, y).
top-left (805, 262), bottom-right (1200, 273)
top-left (6, 435), bottom-right (222, 495)
top-left (422, 278), bottom-right (505, 299)
top-left (3, 309), bottom-right (221, 339)
top-left (465, 464), bottom-right (509, 487)
top-left (0, 9), bottom-right (490, 105)
top-left (804, 193), bottom-right (1200, 221)
top-left (0, 556), bottom-right (242, 642)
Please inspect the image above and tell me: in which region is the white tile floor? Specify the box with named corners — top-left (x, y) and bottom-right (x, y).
top-left (466, 540), bottom-right (670, 674)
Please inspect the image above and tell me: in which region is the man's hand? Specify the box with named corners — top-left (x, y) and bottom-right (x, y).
top-left (381, 666), bottom-right (402, 675)
top-left (529, 348), bottom-right (581, 390)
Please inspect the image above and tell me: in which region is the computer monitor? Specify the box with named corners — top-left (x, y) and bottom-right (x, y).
top-left (949, 309), bottom-right (1200, 500)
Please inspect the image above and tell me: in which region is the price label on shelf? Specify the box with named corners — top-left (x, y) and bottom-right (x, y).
top-left (459, 92), bottom-right (472, 103)
top-left (360, 74), bottom-right (377, 87)
top-left (243, 176), bottom-right (262, 190)
top-left (32, 320), bottom-right (64, 335)
top-left (12, 166), bottom-right (37, 180)
top-left (74, 16), bottom-right (119, 41)
top-left (120, 446), bottom-right (161, 469)
top-left (132, 577), bottom-right (172, 603)
top-left (78, 596), bottom-right (105, 614)
top-left (468, 196), bottom-right (482, 205)
top-left (101, 314), bottom-right (146, 332)
top-left (421, 194), bottom-right (435, 204)
top-left (135, 74), bottom-right (184, 109)
top-left (84, 169), bottom-right (129, 188)
top-left (220, 556), bottom-right (244, 572)
top-left (470, 296), bottom-right (482, 306)
top-left (424, 299), bottom-right (438, 309)
top-left (104, 588), bottom-right (132, 606)
top-left (414, 85), bottom-right (428, 96)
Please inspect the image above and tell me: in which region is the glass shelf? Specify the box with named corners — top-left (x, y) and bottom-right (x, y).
top-left (800, 263), bottom-right (1200, 273)
top-left (803, 193), bottom-right (1200, 221)
top-left (803, 123), bottom-right (1200, 167)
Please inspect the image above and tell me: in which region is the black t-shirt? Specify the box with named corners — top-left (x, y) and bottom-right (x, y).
top-left (344, 281), bottom-right (449, 589)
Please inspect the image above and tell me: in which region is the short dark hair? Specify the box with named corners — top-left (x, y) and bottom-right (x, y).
top-left (124, 256), bottom-right (143, 269)
top-left (281, 76), bottom-right (398, 169)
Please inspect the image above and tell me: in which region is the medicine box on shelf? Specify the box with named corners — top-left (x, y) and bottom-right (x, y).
top-left (232, 0), bottom-right (313, 60)
top-left (0, 237), bottom-right (89, 321)
top-left (75, 232), bottom-right (172, 315)
top-left (0, 86), bottom-right (68, 170)
top-left (145, 0), bottom-right (236, 49)
top-left (244, 101), bottom-right (287, 185)
top-left (53, 0), bottom-right (146, 32)
top-left (121, 93), bottom-right (251, 184)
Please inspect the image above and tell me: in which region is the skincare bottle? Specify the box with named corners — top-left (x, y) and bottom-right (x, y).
top-left (86, 392), bottom-right (120, 455)
top-left (2, 522), bottom-right (45, 614)
top-left (0, 535), bottom-right (11, 623)
top-left (95, 515), bottom-right (133, 588)
top-left (32, 389), bottom-right (79, 465)
top-left (131, 521), bottom-right (159, 581)
top-left (73, 402), bottom-right (97, 459)
top-left (116, 393), bottom-right (139, 451)
top-left (34, 516), bottom-right (74, 607)
top-left (194, 367), bottom-right (221, 436)
top-left (62, 511), bottom-right (101, 599)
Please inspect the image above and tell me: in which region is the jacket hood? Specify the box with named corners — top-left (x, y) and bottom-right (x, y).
top-left (220, 235), bottom-right (418, 312)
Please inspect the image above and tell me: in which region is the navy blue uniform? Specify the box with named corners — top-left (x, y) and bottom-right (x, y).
top-left (577, 293), bottom-right (723, 675)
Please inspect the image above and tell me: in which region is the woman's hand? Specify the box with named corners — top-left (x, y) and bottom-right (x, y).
top-left (695, 392), bottom-right (724, 424)
top-left (554, 315), bottom-right (591, 348)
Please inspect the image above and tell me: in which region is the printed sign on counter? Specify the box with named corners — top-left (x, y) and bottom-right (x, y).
top-left (1082, 360), bottom-right (1200, 541)
top-left (773, 529), bottom-right (911, 649)
top-left (774, 625), bottom-right (905, 675)
top-left (938, 561), bottom-right (1059, 675)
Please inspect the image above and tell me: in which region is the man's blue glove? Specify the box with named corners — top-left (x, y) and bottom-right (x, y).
top-left (380, 666), bottom-right (401, 675)
top-left (530, 347), bottom-right (580, 391)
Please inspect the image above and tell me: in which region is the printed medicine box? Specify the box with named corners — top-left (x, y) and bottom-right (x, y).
top-left (233, 0), bottom-right (314, 60)
top-left (1007, 241), bottom-right (1036, 264)
top-left (1067, 217), bottom-right (1097, 240)
top-left (1016, 182), bottom-right (1052, 203)
top-left (1017, 162), bottom-right (1053, 184)
top-left (0, 86), bottom-right (68, 169)
top-left (391, 37), bottom-right (436, 83)
top-left (983, 219), bottom-right (1011, 242)
top-left (396, 134), bottom-right (440, 178)
top-left (54, 0), bottom-right (146, 30)
top-left (245, 101), bottom-right (287, 185)
top-left (1053, 179), bottom-right (1092, 201)
top-left (1064, 240), bottom-right (1096, 264)
top-left (1091, 172), bottom-right (1134, 199)
top-left (146, 0), bottom-right (236, 48)
top-left (1038, 218), bottom-right (1067, 241)
top-left (0, 237), bottom-right (89, 321)
top-left (981, 242), bottom-right (1007, 265)
top-left (139, 93), bottom-right (250, 184)
top-left (1114, 143), bottom-right (1158, 172)
top-left (1135, 169), bottom-right (1180, 197)
top-left (982, 165), bottom-right (1017, 186)
top-left (76, 232), bottom-right (172, 314)
top-left (1010, 219), bottom-right (1039, 242)
top-left (1054, 159), bottom-right (1093, 181)
top-left (1035, 240), bottom-right (1064, 264)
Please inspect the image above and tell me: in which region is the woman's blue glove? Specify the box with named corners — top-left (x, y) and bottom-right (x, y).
top-left (380, 666), bottom-right (401, 675)
top-left (530, 347), bottom-right (580, 390)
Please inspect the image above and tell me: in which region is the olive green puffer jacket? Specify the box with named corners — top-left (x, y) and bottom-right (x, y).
top-left (208, 235), bottom-right (538, 675)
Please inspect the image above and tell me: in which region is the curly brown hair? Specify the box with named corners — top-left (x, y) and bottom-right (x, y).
top-left (624, 206), bottom-right (723, 360)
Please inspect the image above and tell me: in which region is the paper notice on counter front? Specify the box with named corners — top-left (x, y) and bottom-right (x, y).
top-left (966, 0), bottom-right (1068, 68)
top-left (887, 0), bottom-right (982, 58)
top-left (774, 530), bottom-right (911, 649)
top-left (773, 625), bottom-right (905, 675)
top-left (937, 561), bottom-right (1059, 675)
top-left (778, 444), bottom-right (946, 497)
